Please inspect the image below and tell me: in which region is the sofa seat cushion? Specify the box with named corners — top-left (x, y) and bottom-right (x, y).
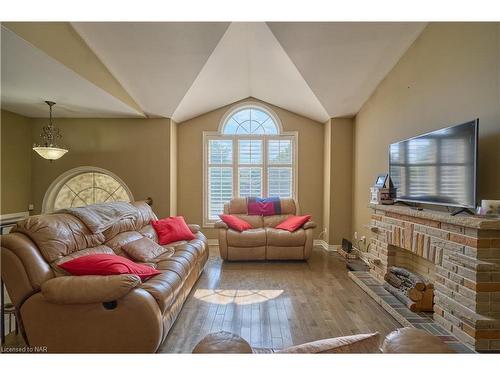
top-left (142, 239), bottom-right (206, 312)
top-left (140, 270), bottom-right (183, 313)
top-left (227, 228), bottom-right (266, 247)
top-left (266, 228), bottom-right (306, 247)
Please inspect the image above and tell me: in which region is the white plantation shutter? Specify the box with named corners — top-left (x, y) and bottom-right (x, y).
top-left (239, 167), bottom-right (262, 197)
top-left (267, 139), bottom-right (293, 198)
top-left (268, 167), bottom-right (292, 197)
top-left (209, 139), bottom-right (233, 164)
top-left (208, 140), bottom-right (233, 220)
top-left (238, 140), bottom-right (263, 197)
top-left (268, 139), bottom-right (292, 164)
top-left (238, 139), bottom-right (262, 164)
top-left (208, 167), bottom-right (233, 219)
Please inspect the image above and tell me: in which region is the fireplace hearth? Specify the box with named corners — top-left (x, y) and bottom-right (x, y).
top-left (359, 204), bottom-right (500, 352)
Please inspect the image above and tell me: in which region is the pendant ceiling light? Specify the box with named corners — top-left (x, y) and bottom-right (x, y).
top-left (33, 101), bottom-right (68, 161)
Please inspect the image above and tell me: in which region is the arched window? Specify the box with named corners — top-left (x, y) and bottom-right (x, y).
top-left (203, 103), bottom-right (297, 226)
top-left (42, 167), bottom-right (133, 213)
top-left (222, 107), bottom-right (279, 135)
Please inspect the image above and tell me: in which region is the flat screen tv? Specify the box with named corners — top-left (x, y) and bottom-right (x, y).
top-left (389, 120), bottom-right (478, 209)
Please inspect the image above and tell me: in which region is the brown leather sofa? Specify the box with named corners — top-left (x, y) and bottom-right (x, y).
top-left (0, 201), bottom-right (208, 353)
top-left (215, 197), bottom-right (316, 261)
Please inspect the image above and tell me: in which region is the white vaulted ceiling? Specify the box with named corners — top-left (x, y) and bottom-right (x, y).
top-left (71, 22), bottom-right (230, 118)
top-left (1, 22), bottom-right (427, 122)
top-left (1, 27), bottom-right (144, 118)
top-left (173, 23), bottom-right (329, 122)
top-left (267, 22), bottom-right (427, 117)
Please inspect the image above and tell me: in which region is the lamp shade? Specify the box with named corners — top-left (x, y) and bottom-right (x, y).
top-left (33, 146), bottom-right (68, 160)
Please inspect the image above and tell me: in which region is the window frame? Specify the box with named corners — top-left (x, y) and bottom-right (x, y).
top-left (203, 104), bottom-right (298, 227)
top-left (42, 166), bottom-right (134, 213)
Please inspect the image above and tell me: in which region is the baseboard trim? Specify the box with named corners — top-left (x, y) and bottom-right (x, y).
top-left (314, 240), bottom-right (338, 252)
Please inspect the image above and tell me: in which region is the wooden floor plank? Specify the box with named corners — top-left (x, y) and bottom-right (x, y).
top-left (159, 247), bottom-right (401, 353)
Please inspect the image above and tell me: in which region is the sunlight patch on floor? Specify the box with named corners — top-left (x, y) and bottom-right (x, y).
top-left (193, 289), bottom-right (284, 305)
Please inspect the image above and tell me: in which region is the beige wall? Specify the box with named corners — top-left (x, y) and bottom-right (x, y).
top-left (29, 117), bottom-right (172, 218)
top-left (1, 110), bottom-right (32, 214)
top-left (177, 98), bottom-right (324, 239)
top-left (328, 118), bottom-right (354, 245)
top-left (169, 119), bottom-right (178, 216)
top-left (353, 23), bottom-right (500, 241)
top-left (322, 120), bottom-right (331, 243)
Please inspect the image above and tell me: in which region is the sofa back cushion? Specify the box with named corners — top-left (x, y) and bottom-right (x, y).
top-left (233, 214), bottom-right (263, 228)
top-left (12, 201), bottom-right (159, 266)
top-left (13, 214), bottom-right (106, 263)
top-left (263, 215), bottom-right (292, 228)
top-left (224, 197), bottom-right (298, 216)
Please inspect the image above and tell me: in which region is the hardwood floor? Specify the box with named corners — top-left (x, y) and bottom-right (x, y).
top-left (159, 246), bottom-right (402, 353)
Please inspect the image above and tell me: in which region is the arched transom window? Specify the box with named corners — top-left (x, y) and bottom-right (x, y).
top-left (203, 104), bottom-right (297, 226)
top-left (222, 107), bottom-right (279, 135)
top-left (42, 167), bottom-right (133, 213)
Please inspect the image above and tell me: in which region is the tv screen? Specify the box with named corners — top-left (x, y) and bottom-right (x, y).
top-left (389, 120), bottom-right (478, 208)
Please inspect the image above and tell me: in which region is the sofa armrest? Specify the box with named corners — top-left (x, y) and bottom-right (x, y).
top-left (41, 275), bottom-right (141, 304)
top-left (188, 224), bottom-right (201, 234)
top-left (214, 220), bottom-right (228, 229)
top-left (303, 221), bottom-right (317, 230)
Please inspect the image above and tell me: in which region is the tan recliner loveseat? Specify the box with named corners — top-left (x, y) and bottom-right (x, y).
top-left (0, 201), bottom-right (208, 353)
top-left (215, 198), bottom-right (316, 261)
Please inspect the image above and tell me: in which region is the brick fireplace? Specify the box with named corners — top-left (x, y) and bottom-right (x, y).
top-left (362, 204), bottom-right (500, 352)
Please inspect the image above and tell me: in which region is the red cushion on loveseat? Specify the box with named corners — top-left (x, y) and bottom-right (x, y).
top-left (219, 214), bottom-right (253, 232)
top-left (275, 215), bottom-right (311, 232)
top-left (58, 253), bottom-right (161, 281)
top-left (151, 216), bottom-right (196, 245)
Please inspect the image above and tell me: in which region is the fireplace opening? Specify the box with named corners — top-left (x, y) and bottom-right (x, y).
top-left (383, 266), bottom-right (434, 312)
top-left (381, 244), bottom-right (436, 312)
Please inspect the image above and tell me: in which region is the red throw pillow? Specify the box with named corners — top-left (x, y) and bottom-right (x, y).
top-left (151, 216), bottom-right (196, 245)
top-left (58, 254), bottom-right (161, 281)
top-left (219, 214), bottom-right (252, 232)
top-left (275, 215), bottom-right (311, 232)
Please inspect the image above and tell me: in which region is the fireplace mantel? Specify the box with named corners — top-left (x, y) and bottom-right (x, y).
top-left (369, 203), bottom-right (500, 230)
top-left (365, 203), bottom-right (500, 352)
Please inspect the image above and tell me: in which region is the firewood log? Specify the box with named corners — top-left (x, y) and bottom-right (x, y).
top-left (384, 273), bottom-right (403, 288)
top-left (384, 282), bottom-right (417, 312)
top-left (388, 266), bottom-right (426, 291)
top-left (408, 288), bottom-right (423, 302)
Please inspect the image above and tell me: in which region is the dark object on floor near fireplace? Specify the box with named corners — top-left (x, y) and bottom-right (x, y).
top-left (383, 266), bottom-right (434, 312)
top-left (342, 238), bottom-right (353, 252)
top-left (346, 260), bottom-right (369, 272)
